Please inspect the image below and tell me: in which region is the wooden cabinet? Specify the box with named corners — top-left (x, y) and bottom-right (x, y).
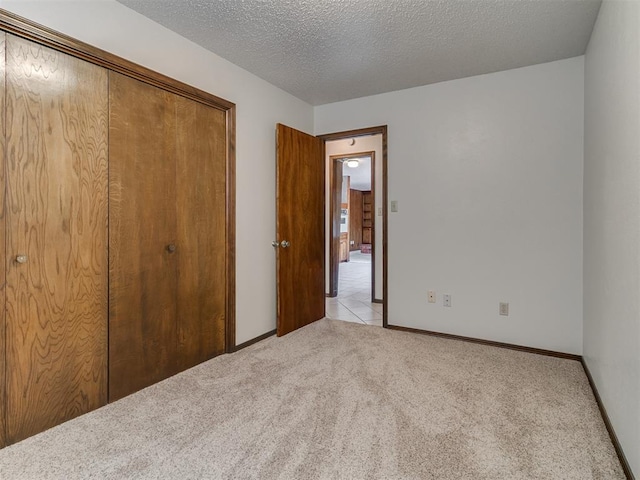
top-left (349, 189), bottom-right (363, 251)
top-left (0, 13), bottom-right (234, 447)
top-left (340, 176), bottom-right (350, 261)
top-left (362, 228), bottom-right (372, 244)
top-left (339, 232), bottom-right (349, 262)
top-left (108, 73), bottom-right (227, 401)
top-left (3, 35), bottom-right (109, 444)
top-left (362, 191), bottom-right (372, 245)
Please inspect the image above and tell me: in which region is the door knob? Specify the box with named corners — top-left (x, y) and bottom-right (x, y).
top-left (280, 240), bottom-right (290, 248)
top-left (272, 241), bottom-right (280, 248)
top-left (15, 255), bottom-right (28, 264)
top-left (166, 244), bottom-right (176, 253)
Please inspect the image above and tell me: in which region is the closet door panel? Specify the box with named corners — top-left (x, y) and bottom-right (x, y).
top-left (5, 35), bottom-right (108, 443)
top-left (108, 72), bottom-right (178, 401)
top-left (0, 32), bottom-right (6, 449)
top-left (175, 97), bottom-right (226, 369)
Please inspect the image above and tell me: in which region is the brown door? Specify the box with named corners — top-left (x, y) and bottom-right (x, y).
top-left (276, 124), bottom-right (324, 336)
top-left (5, 35), bottom-right (108, 443)
top-left (175, 96), bottom-right (227, 370)
top-left (0, 32), bottom-right (6, 449)
top-left (108, 72), bottom-right (178, 401)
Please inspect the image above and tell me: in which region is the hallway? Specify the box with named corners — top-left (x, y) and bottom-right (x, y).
top-left (325, 251), bottom-right (382, 326)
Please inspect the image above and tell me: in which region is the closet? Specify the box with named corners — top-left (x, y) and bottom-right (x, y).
top-left (108, 73), bottom-right (227, 401)
top-left (0, 11), bottom-right (234, 447)
top-left (2, 34), bottom-right (109, 444)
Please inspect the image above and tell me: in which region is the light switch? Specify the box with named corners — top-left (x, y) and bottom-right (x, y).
top-left (391, 200), bottom-right (398, 212)
top-left (378, 207), bottom-right (383, 216)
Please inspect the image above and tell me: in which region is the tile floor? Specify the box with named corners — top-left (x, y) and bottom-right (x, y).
top-left (325, 250), bottom-right (383, 326)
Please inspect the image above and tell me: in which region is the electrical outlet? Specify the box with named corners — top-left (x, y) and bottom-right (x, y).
top-left (428, 291), bottom-right (436, 303)
top-left (391, 200), bottom-right (398, 212)
top-left (499, 302), bottom-right (509, 316)
top-left (443, 294), bottom-right (451, 307)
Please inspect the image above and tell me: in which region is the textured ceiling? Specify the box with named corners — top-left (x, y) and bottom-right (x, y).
top-left (116, 0), bottom-right (601, 105)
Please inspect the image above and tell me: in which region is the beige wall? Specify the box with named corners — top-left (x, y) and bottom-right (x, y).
top-left (584, 0), bottom-right (640, 475)
top-left (316, 57), bottom-right (585, 355)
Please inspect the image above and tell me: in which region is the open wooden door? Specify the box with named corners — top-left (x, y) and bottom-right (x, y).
top-left (276, 124), bottom-right (324, 336)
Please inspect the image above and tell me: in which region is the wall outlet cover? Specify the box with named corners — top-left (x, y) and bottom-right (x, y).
top-left (499, 302), bottom-right (509, 316)
top-left (428, 290), bottom-right (436, 303)
top-left (443, 294), bottom-right (451, 307)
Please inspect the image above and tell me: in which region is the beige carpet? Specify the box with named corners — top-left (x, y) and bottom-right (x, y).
top-left (0, 319), bottom-right (624, 479)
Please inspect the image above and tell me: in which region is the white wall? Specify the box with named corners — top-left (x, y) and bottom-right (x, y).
top-left (0, 0), bottom-right (314, 345)
top-left (316, 57), bottom-right (584, 354)
top-left (584, 0), bottom-right (640, 475)
top-left (325, 136), bottom-right (383, 300)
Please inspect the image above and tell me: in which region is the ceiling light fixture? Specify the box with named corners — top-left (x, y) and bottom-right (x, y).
top-left (346, 159), bottom-right (359, 168)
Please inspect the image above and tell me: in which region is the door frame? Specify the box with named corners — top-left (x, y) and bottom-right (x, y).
top-left (319, 126), bottom-right (388, 328)
top-left (328, 154), bottom-right (343, 297)
top-left (328, 150), bottom-right (375, 300)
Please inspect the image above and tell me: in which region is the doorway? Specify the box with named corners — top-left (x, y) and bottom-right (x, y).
top-left (328, 151), bottom-right (375, 297)
top-left (274, 124), bottom-right (386, 337)
top-left (327, 151), bottom-right (378, 324)
top-left (319, 126), bottom-right (388, 327)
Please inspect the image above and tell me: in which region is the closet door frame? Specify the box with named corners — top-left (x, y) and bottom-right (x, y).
top-left (0, 31), bottom-right (6, 449)
top-left (0, 9), bottom-right (237, 353)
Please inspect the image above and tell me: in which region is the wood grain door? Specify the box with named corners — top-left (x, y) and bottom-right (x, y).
top-left (276, 124), bottom-right (324, 336)
top-left (108, 72), bottom-right (178, 401)
top-left (0, 32), bottom-right (6, 449)
top-left (175, 96), bottom-right (227, 370)
top-left (4, 35), bottom-right (108, 443)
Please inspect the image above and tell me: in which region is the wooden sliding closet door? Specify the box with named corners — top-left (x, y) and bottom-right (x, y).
top-left (0, 32), bottom-right (6, 449)
top-left (175, 97), bottom-right (227, 370)
top-left (109, 72), bottom-right (179, 402)
top-left (4, 35), bottom-right (108, 443)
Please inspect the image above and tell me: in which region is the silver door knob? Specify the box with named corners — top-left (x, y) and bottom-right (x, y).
top-left (272, 241), bottom-right (280, 248)
top-left (166, 244), bottom-right (176, 253)
top-left (280, 240), bottom-right (290, 248)
top-left (16, 255), bottom-right (28, 264)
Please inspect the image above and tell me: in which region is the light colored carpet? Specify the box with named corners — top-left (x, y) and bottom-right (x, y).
top-left (0, 319), bottom-right (624, 479)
